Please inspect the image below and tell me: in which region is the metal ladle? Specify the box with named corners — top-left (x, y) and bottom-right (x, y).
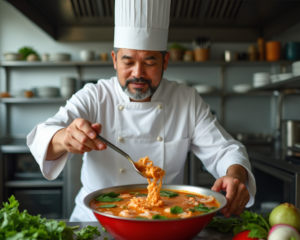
top-left (97, 135), bottom-right (150, 178)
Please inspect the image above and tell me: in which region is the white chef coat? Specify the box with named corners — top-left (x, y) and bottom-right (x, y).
top-left (27, 77), bottom-right (256, 221)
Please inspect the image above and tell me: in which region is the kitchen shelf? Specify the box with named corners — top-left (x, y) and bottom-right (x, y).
top-left (224, 92), bottom-right (273, 96)
top-left (4, 180), bottom-right (64, 187)
top-left (0, 60), bottom-right (294, 67)
top-left (0, 138), bottom-right (29, 153)
top-left (0, 97), bottom-right (68, 104)
top-left (250, 76), bottom-right (300, 92)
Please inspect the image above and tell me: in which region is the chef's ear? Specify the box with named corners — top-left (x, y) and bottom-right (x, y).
top-left (111, 50), bottom-right (117, 70)
top-left (163, 52), bottom-right (170, 71)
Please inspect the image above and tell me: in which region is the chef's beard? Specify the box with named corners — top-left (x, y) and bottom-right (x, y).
top-left (119, 77), bottom-right (159, 100)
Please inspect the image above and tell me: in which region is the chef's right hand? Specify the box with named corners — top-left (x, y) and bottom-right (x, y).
top-left (62, 118), bottom-right (107, 154)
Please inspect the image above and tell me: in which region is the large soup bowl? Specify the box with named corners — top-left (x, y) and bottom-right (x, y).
top-left (84, 184), bottom-right (227, 240)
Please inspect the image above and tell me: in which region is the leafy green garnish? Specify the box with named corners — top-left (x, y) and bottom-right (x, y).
top-left (75, 225), bottom-right (101, 240)
top-left (207, 211), bottom-right (270, 239)
top-left (102, 227), bottom-right (107, 232)
top-left (99, 204), bottom-right (117, 208)
top-left (194, 203), bottom-right (216, 213)
top-left (186, 194), bottom-right (197, 197)
top-left (104, 238), bottom-right (108, 240)
top-left (136, 194), bottom-right (148, 197)
top-left (0, 195), bottom-right (101, 240)
top-left (160, 190), bottom-right (179, 198)
top-left (135, 216), bottom-right (148, 219)
top-left (95, 192), bottom-right (122, 202)
top-left (170, 206), bottom-right (184, 214)
top-left (189, 208), bottom-right (195, 213)
top-left (152, 214), bottom-right (168, 219)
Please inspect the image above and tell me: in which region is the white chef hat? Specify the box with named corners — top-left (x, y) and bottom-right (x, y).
top-left (114, 0), bottom-right (171, 51)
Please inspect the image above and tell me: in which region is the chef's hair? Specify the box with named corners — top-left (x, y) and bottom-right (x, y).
top-left (114, 48), bottom-right (167, 62)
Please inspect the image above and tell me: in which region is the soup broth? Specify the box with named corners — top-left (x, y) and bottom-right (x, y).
top-left (90, 189), bottom-right (219, 219)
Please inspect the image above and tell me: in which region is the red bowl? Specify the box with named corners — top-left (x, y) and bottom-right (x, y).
top-left (84, 184), bottom-right (227, 240)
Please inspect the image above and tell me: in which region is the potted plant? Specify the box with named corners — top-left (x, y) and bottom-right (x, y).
top-left (169, 43), bottom-right (187, 61)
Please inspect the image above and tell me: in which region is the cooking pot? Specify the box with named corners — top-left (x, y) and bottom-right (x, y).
top-left (84, 184), bottom-right (227, 240)
top-left (281, 120), bottom-right (300, 154)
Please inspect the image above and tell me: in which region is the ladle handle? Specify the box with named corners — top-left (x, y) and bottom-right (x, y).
top-left (97, 135), bottom-right (133, 163)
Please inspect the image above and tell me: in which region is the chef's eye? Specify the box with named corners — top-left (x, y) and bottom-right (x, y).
top-left (145, 62), bottom-right (156, 66)
top-left (123, 62), bottom-right (133, 66)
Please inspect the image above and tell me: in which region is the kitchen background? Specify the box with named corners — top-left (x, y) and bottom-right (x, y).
top-left (0, 0), bottom-right (300, 219)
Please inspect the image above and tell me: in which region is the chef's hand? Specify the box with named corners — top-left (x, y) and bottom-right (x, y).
top-left (211, 164), bottom-right (249, 218)
top-left (47, 118), bottom-right (106, 160)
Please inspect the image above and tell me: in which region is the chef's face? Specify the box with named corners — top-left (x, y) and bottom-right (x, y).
top-left (112, 48), bottom-right (169, 102)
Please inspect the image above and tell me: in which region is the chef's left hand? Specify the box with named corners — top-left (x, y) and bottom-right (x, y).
top-left (211, 164), bottom-right (249, 218)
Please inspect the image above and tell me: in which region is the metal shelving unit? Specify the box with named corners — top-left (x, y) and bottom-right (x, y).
top-left (5, 180), bottom-right (64, 187)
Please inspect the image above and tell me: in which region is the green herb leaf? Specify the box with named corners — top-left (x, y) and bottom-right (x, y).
top-left (160, 190), bottom-right (179, 198)
top-left (75, 225), bottom-right (101, 240)
top-left (102, 227), bottom-right (106, 232)
top-left (95, 192), bottom-right (122, 202)
top-left (104, 237), bottom-right (109, 240)
top-left (136, 194), bottom-right (148, 197)
top-left (194, 203), bottom-right (216, 213)
top-left (186, 194), bottom-right (197, 197)
top-left (207, 217), bottom-right (243, 233)
top-left (152, 214), bottom-right (168, 219)
top-left (135, 216), bottom-right (148, 219)
top-left (99, 204), bottom-right (117, 208)
top-left (170, 206), bottom-right (184, 214)
top-left (233, 223), bottom-right (268, 239)
top-left (189, 208), bottom-right (195, 213)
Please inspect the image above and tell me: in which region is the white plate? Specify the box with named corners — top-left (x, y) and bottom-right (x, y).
top-left (253, 81), bottom-right (269, 88)
top-left (193, 84), bottom-right (214, 93)
top-left (232, 84), bottom-right (252, 93)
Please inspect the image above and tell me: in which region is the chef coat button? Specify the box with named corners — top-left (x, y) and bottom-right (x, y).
top-left (118, 136), bottom-right (124, 142)
top-left (118, 105), bottom-right (124, 111)
top-left (157, 136), bottom-right (163, 141)
top-left (119, 168), bottom-right (125, 173)
top-left (157, 104), bottom-right (163, 109)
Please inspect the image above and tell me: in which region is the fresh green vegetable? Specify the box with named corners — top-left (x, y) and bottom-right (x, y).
top-left (99, 204), bottom-right (117, 208)
top-left (18, 46), bottom-right (39, 60)
top-left (96, 192), bottom-right (122, 202)
top-left (0, 195), bottom-right (100, 240)
top-left (75, 225), bottom-right (100, 240)
top-left (170, 206), bottom-right (184, 214)
top-left (102, 227), bottom-right (107, 232)
top-left (194, 203), bottom-right (216, 213)
top-left (160, 190), bottom-right (179, 198)
top-left (207, 211), bottom-right (270, 239)
top-left (104, 237), bottom-right (109, 240)
top-left (152, 214), bottom-right (168, 219)
top-left (186, 194), bottom-right (197, 197)
top-left (136, 193), bottom-right (148, 197)
top-left (269, 203), bottom-right (300, 230)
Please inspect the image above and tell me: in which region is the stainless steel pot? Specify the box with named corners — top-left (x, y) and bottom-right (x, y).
top-left (281, 120), bottom-right (300, 153)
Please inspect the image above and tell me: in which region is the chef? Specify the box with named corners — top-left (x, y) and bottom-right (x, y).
top-left (27, 0), bottom-right (256, 222)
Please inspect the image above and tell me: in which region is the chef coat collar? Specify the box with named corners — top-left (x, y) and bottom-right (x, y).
top-left (116, 77), bottom-right (165, 103)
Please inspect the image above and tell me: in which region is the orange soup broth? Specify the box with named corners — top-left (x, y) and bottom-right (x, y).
top-left (90, 189), bottom-right (219, 219)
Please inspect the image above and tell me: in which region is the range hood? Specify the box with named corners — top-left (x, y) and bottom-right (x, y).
top-left (5, 0), bottom-right (300, 42)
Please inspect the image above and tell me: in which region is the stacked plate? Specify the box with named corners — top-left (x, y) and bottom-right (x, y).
top-left (193, 84), bottom-right (214, 94)
top-left (270, 73), bottom-right (293, 83)
top-left (292, 61), bottom-right (300, 76)
top-left (37, 87), bottom-right (59, 98)
top-left (253, 72), bottom-right (270, 88)
top-left (49, 53), bottom-right (71, 62)
top-left (60, 77), bottom-right (76, 98)
top-left (232, 84), bottom-right (252, 93)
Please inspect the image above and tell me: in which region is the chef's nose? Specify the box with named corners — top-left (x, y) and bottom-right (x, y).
top-left (132, 62), bottom-right (145, 79)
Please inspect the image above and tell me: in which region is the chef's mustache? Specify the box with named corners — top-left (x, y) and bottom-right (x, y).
top-left (125, 77), bottom-right (152, 87)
